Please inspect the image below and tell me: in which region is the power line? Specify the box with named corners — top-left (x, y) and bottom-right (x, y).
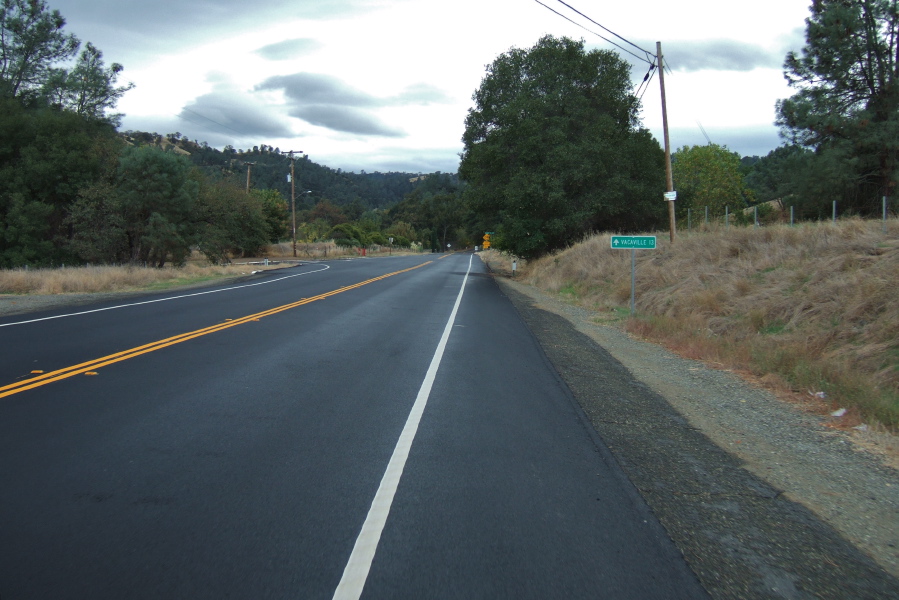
top-left (637, 65), bottom-right (657, 102)
top-left (553, 0), bottom-right (655, 59)
top-left (634, 63), bottom-right (655, 97)
top-left (179, 106), bottom-right (248, 138)
top-left (532, 0), bottom-right (653, 65)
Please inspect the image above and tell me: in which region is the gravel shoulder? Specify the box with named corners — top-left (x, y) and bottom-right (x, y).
top-left (496, 275), bottom-right (899, 598)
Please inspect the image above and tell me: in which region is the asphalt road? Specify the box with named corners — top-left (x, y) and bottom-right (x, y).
top-left (0, 253), bottom-right (706, 599)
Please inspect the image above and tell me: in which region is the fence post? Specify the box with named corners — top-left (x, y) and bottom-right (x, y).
top-left (725, 206), bottom-right (729, 229)
top-left (790, 206), bottom-right (794, 227)
top-left (754, 206), bottom-right (758, 228)
top-left (833, 200), bottom-right (837, 223)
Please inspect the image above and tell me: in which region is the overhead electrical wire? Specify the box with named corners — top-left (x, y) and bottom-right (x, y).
top-left (637, 66), bottom-right (656, 102)
top-left (553, 0), bottom-right (655, 59)
top-left (179, 106), bottom-right (248, 138)
top-left (534, 0), bottom-right (675, 74)
top-left (531, 0), bottom-right (654, 66)
top-left (634, 64), bottom-right (656, 99)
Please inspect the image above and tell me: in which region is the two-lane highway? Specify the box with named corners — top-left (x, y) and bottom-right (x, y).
top-left (0, 253), bottom-right (707, 598)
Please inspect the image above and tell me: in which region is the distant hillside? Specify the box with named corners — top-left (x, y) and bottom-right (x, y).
top-left (120, 131), bottom-right (457, 211)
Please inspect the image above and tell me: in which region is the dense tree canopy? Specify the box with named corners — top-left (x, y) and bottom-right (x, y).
top-left (115, 146), bottom-right (199, 267)
top-left (743, 145), bottom-right (812, 204)
top-left (459, 35), bottom-right (665, 259)
top-left (0, 97), bottom-right (121, 267)
top-left (671, 144), bottom-right (753, 217)
top-left (777, 0), bottom-right (899, 214)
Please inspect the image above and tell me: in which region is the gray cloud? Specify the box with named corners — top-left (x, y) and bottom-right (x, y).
top-left (665, 40), bottom-right (782, 72)
top-left (53, 0), bottom-right (375, 32)
top-left (257, 72), bottom-right (450, 137)
top-left (49, 0), bottom-right (379, 67)
top-left (258, 73), bottom-right (380, 107)
top-left (391, 83), bottom-right (455, 105)
top-left (289, 106), bottom-right (404, 137)
top-left (255, 38), bottom-right (323, 61)
top-left (178, 91), bottom-right (293, 140)
top-left (258, 73), bottom-right (454, 108)
top-left (591, 39), bottom-right (785, 77)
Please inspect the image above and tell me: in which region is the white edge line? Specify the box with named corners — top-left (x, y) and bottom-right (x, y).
top-left (332, 254), bottom-right (473, 600)
top-left (0, 264), bottom-right (331, 328)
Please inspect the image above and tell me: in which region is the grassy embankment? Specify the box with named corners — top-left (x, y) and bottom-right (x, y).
top-left (0, 241), bottom-right (359, 295)
top-left (483, 218), bottom-right (899, 431)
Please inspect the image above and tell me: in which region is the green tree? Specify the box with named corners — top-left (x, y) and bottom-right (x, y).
top-left (357, 209), bottom-right (384, 234)
top-left (328, 223), bottom-right (368, 247)
top-left (671, 144), bottom-right (753, 217)
top-left (115, 146), bottom-right (198, 266)
top-left (744, 144), bottom-right (813, 204)
top-left (307, 199), bottom-right (346, 226)
top-left (252, 188), bottom-right (289, 243)
top-left (192, 177), bottom-right (274, 263)
top-left (386, 220), bottom-right (416, 243)
top-left (44, 42), bottom-right (134, 125)
top-left (426, 193), bottom-right (463, 251)
top-left (0, 0), bottom-right (79, 101)
top-left (459, 35), bottom-right (665, 259)
top-left (0, 97), bottom-right (121, 266)
top-left (66, 180), bottom-right (129, 263)
top-left (387, 190), bottom-right (430, 233)
top-left (776, 0), bottom-right (899, 214)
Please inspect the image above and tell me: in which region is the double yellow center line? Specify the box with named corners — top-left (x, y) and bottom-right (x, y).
top-left (0, 262), bottom-right (431, 399)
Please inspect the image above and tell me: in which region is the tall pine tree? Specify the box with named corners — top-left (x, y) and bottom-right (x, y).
top-left (777, 0), bottom-right (899, 214)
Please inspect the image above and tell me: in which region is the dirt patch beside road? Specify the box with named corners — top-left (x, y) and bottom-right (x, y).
top-left (497, 276), bottom-right (899, 599)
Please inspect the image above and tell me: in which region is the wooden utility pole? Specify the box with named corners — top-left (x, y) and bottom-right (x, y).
top-left (244, 162), bottom-right (256, 193)
top-left (282, 150), bottom-right (303, 257)
top-left (657, 41), bottom-right (676, 243)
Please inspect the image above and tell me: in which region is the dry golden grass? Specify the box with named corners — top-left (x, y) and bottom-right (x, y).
top-left (484, 218), bottom-right (899, 429)
top-left (0, 242), bottom-right (359, 295)
top-left (0, 241), bottom-right (422, 296)
top-left (0, 263), bottom-right (269, 295)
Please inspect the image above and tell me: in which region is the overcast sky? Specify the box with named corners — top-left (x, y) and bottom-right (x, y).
top-left (49, 0), bottom-right (813, 173)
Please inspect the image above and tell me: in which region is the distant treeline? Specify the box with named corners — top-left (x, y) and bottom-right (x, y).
top-left (0, 0), bottom-right (472, 267)
top-left (127, 132), bottom-right (440, 211)
top-left (0, 107), bottom-right (466, 268)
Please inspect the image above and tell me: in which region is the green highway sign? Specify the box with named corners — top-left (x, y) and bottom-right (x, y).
top-left (611, 235), bottom-right (657, 249)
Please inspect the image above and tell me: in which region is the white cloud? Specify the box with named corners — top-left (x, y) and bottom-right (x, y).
top-left (54, 0), bottom-right (815, 172)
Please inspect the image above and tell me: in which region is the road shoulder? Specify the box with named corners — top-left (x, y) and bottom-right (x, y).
top-left (496, 276), bottom-right (899, 599)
